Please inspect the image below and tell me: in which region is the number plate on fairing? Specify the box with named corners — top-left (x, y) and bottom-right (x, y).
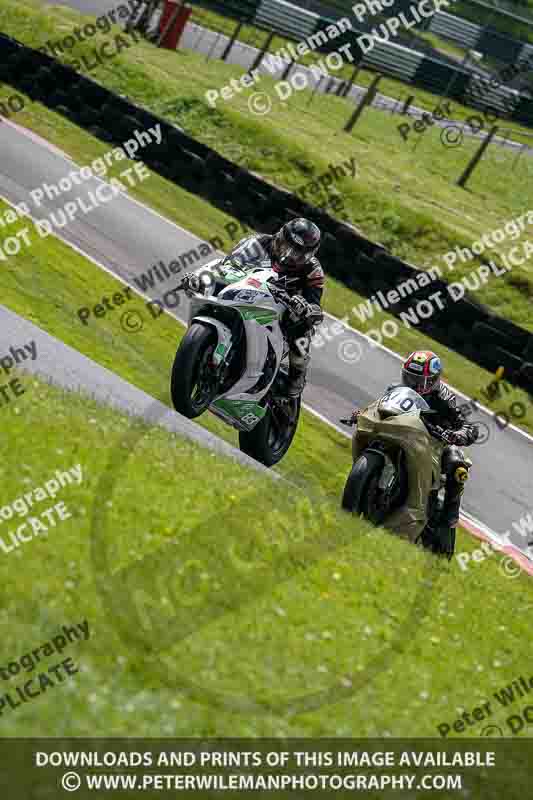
top-left (378, 386), bottom-right (430, 418)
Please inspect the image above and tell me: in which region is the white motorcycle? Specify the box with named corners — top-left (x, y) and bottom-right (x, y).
top-left (170, 259), bottom-right (308, 466)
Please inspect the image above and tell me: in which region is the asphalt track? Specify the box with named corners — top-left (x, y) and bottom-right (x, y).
top-left (1, 115), bottom-right (532, 571)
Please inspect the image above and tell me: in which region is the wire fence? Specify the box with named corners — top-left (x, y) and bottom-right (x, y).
top-left (185, 18), bottom-right (533, 186)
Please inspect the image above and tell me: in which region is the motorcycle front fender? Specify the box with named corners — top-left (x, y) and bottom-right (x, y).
top-left (191, 316), bottom-right (233, 366)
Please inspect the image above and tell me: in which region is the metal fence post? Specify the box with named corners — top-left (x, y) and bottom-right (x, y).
top-left (343, 75), bottom-right (381, 133)
top-left (457, 125), bottom-right (499, 188)
top-left (205, 31), bottom-right (222, 62)
top-left (250, 30), bottom-right (276, 72)
top-left (325, 76), bottom-right (336, 94)
top-left (342, 63), bottom-right (361, 98)
top-left (401, 95), bottom-right (415, 114)
top-left (307, 75), bottom-right (324, 106)
top-left (335, 79), bottom-right (347, 96)
top-left (281, 58), bottom-right (295, 81)
top-left (221, 20), bottom-right (244, 61)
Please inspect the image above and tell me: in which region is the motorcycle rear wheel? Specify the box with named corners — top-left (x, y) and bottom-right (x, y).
top-left (170, 323), bottom-right (219, 418)
top-left (239, 396), bottom-right (301, 467)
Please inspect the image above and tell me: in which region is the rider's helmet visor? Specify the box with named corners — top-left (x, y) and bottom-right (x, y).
top-left (273, 231), bottom-right (318, 270)
top-left (402, 352), bottom-right (442, 396)
top-left (402, 370), bottom-right (439, 395)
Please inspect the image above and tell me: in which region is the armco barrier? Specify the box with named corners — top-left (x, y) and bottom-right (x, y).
top-left (191, 0), bottom-right (533, 127)
top-left (1, 31), bottom-right (533, 392)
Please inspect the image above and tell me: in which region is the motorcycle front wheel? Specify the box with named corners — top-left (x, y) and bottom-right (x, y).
top-left (170, 323), bottom-right (219, 418)
top-left (342, 450), bottom-right (389, 525)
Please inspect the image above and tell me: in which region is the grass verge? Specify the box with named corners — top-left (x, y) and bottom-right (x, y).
top-left (0, 362), bottom-right (531, 748)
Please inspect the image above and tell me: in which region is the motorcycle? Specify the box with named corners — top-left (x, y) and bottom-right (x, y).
top-left (170, 259), bottom-right (303, 467)
top-left (340, 385), bottom-right (472, 556)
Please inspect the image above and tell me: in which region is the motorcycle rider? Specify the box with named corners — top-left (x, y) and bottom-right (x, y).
top-left (180, 218), bottom-right (325, 397)
top-left (350, 350), bottom-right (478, 555)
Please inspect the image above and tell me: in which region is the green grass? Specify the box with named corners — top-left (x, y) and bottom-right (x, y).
top-left (415, 29), bottom-right (472, 62)
top-left (1, 356), bottom-right (532, 750)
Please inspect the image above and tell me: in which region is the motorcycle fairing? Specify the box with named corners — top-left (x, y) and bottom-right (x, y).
top-left (187, 269), bottom-right (288, 430)
top-left (353, 401), bottom-right (444, 541)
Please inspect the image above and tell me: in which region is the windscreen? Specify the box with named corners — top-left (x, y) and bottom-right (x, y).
top-left (378, 386), bottom-right (430, 418)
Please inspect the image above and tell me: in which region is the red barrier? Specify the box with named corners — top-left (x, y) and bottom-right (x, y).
top-left (159, 1), bottom-right (192, 50)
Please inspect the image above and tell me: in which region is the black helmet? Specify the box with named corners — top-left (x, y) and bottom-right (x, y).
top-left (272, 218), bottom-right (321, 272)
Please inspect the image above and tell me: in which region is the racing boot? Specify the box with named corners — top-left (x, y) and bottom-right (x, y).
top-left (440, 482), bottom-right (463, 528)
top-left (422, 451), bottom-right (470, 559)
top-left (287, 364), bottom-right (307, 398)
top-left (440, 448), bottom-right (471, 527)
top-left (287, 345), bottom-right (310, 398)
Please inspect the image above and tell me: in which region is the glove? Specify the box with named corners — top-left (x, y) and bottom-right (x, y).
top-left (288, 295), bottom-right (310, 319)
top-left (307, 303), bottom-right (324, 327)
top-left (179, 272), bottom-right (201, 294)
top-left (340, 408), bottom-right (360, 427)
top-left (441, 429), bottom-right (469, 446)
top-left (349, 408), bottom-right (361, 425)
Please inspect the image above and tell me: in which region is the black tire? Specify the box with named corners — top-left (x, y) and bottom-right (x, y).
top-left (76, 107), bottom-right (100, 128)
top-left (342, 451), bottom-right (387, 525)
top-left (170, 324), bottom-right (218, 419)
top-left (239, 397), bottom-right (301, 467)
top-left (88, 126), bottom-right (113, 143)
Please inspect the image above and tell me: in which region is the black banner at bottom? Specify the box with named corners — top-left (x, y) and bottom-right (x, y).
top-left (0, 738), bottom-right (531, 799)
